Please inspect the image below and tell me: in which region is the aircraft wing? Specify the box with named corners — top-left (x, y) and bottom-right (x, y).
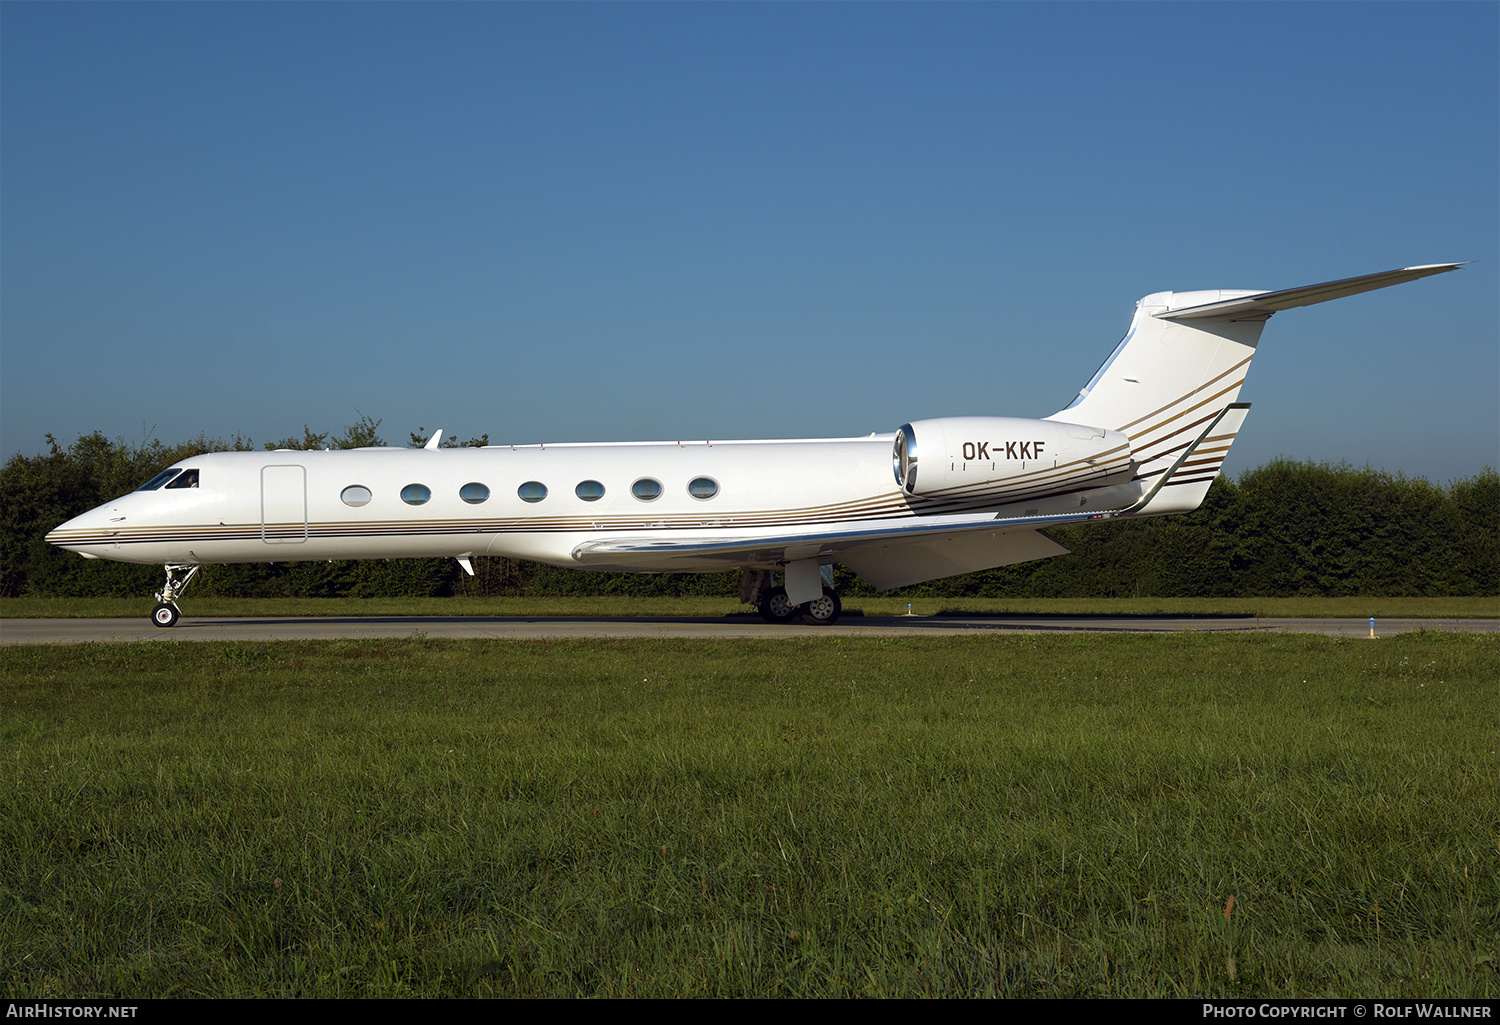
top-left (569, 508), bottom-right (1098, 571)
top-left (1159, 264), bottom-right (1463, 321)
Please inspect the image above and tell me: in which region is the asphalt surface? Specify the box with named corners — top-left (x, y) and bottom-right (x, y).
top-left (3, 614), bottom-right (1497, 644)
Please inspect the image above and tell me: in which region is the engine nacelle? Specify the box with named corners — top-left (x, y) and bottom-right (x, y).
top-left (893, 416), bottom-right (1134, 503)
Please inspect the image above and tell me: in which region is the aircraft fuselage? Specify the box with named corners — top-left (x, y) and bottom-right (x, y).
top-left (46, 422), bottom-right (1137, 573)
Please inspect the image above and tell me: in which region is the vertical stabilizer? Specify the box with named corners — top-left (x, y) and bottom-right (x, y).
top-left (1047, 291), bottom-right (1268, 485)
top-left (1048, 264), bottom-right (1462, 500)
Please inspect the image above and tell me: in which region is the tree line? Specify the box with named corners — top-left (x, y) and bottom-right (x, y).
top-left (3, 421), bottom-right (1495, 599)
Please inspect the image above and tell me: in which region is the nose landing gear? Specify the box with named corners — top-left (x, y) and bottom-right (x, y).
top-left (151, 564), bottom-right (200, 628)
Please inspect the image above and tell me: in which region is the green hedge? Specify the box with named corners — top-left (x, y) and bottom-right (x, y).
top-left (4, 427), bottom-right (1495, 599)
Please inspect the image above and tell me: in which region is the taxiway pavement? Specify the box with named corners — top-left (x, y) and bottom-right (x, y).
top-left (4, 614), bottom-right (1496, 644)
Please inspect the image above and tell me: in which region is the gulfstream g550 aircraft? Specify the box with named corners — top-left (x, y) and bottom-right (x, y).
top-left (48, 264), bottom-right (1460, 627)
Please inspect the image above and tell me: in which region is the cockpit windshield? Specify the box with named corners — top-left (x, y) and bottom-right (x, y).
top-left (135, 469), bottom-right (182, 491)
top-left (164, 469), bottom-right (199, 489)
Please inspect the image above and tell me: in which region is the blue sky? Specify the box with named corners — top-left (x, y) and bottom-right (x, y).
top-left (3, 2), bottom-right (1495, 483)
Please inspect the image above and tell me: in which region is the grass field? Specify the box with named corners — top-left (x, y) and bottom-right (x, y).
top-left (3, 594), bottom-right (1497, 619)
top-left (2, 633), bottom-right (1496, 997)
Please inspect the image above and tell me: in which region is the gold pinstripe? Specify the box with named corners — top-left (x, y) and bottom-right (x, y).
top-left (1114, 354), bottom-right (1253, 436)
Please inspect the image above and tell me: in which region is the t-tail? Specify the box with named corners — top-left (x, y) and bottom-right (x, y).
top-left (1047, 264), bottom-right (1462, 516)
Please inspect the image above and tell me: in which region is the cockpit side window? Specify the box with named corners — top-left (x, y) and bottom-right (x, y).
top-left (136, 469), bottom-right (182, 491)
top-left (164, 469), bottom-right (200, 489)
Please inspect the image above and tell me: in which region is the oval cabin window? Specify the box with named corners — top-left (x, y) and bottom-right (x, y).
top-left (518, 481), bottom-right (548, 503)
top-left (575, 480), bottom-right (605, 501)
top-left (341, 485), bottom-right (373, 508)
top-left (631, 478), bottom-right (662, 501)
top-left (401, 484), bottom-right (431, 506)
top-left (460, 482), bottom-right (490, 504)
top-left (688, 477), bottom-right (718, 499)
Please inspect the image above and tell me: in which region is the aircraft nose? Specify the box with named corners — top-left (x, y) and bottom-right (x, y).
top-left (46, 505), bottom-right (115, 552)
top-left (46, 512), bottom-right (80, 545)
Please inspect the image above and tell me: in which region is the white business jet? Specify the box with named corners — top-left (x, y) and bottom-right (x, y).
top-left (47, 264), bottom-right (1460, 627)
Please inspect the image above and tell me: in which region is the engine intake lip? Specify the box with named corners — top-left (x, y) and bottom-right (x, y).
top-left (893, 423), bottom-right (918, 493)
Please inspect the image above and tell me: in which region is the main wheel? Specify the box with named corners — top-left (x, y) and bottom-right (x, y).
top-left (800, 588), bottom-right (842, 626)
top-left (151, 602), bottom-right (180, 628)
top-left (757, 587), bottom-right (798, 624)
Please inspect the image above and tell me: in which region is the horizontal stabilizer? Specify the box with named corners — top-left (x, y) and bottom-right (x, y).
top-left (1159, 264), bottom-right (1463, 321)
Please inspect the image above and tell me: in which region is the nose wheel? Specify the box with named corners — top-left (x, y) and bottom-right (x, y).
top-left (152, 602), bottom-right (181, 628)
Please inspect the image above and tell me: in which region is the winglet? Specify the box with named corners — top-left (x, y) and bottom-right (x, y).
top-left (1105, 403), bottom-right (1250, 518)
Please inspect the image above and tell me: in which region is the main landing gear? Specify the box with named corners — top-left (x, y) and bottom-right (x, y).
top-left (798, 587), bottom-right (842, 626)
top-left (757, 586), bottom-right (799, 624)
top-left (743, 570), bottom-right (843, 626)
top-left (150, 564), bottom-right (200, 628)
